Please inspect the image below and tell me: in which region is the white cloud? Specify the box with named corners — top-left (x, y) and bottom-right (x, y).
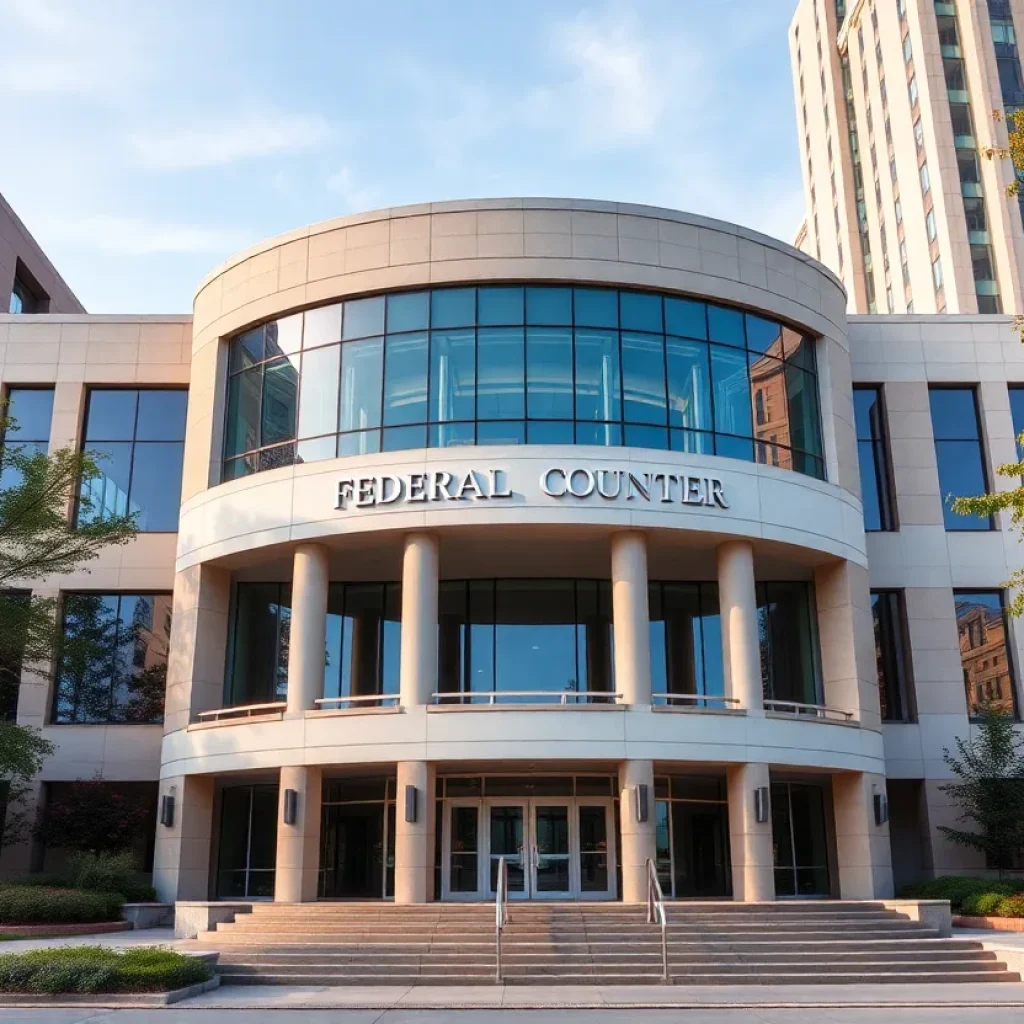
top-left (131, 112), bottom-right (333, 171)
top-left (326, 167), bottom-right (379, 213)
top-left (40, 214), bottom-right (244, 255)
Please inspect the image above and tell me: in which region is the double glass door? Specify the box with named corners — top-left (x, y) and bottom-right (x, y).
top-left (442, 798), bottom-right (615, 900)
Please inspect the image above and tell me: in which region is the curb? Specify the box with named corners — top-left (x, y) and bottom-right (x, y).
top-left (0, 975), bottom-right (220, 1007)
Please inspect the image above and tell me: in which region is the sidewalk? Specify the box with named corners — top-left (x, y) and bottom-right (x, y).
top-left (0, 927), bottom-right (181, 953)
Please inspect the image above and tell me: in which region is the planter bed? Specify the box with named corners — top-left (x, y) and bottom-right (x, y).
top-left (0, 922), bottom-right (131, 939)
top-left (955, 915), bottom-right (1024, 932)
top-left (0, 976), bottom-right (219, 1006)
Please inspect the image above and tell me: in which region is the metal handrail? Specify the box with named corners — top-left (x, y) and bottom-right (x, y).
top-left (432, 690), bottom-right (622, 705)
top-left (314, 694), bottom-right (400, 708)
top-left (495, 855), bottom-right (508, 983)
top-left (645, 857), bottom-right (669, 984)
top-left (763, 699), bottom-right (854, 721)
top-left (195, 701), bottom-right (287, 721)
top-left (651, 693), bottom-right (742, 709)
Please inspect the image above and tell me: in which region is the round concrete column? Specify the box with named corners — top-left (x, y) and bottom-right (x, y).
top-left (274, 765), bottom-right (323, 903)
top-left (399, 533), bottom-right (439, 708)
top-left (286, 544), bottom-right (330, 715)
top-left (618, 759), bottom-right (657, 903)
top-left (716, 540), bottom-right (763, 712)
top-left (726, 762), bottom-right (775, 902)
top-left (611, 531), bottom-right (652, 706)
top-left (394, 760), bottom-right (435, 904)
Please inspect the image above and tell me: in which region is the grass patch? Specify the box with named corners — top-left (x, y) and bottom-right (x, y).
top-left (0, 946), bottom-right (212, 994)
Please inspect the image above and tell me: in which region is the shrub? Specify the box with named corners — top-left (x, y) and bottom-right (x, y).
top-left (0, 886), bottom-right (123, 925)
top-left (66, 851), bottom-right (158, 902)
top-left (0, 947), bottom-right (211, 994)
top-left (962, 889), bottom-right (1013, 916)
top-left (901, 875), bottom-right (1024, 911)
top-left (4, 873), bottom-right (68, 889)
top-left (996, 895), bottom-right (1024, 918)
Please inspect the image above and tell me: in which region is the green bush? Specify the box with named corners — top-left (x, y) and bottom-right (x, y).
top-left (996, 895), bottom-right (1024, 918)
top-left (0, 887), bottom-right (123, 925)
top-left (66, 851), bottom-right (158, 903)
top-left (4, 874), bottom-right (68, 889)
top-left (962, 889), bottom-right (1013, 916)
top-left (0, 947), bottom-right (211, 994)
top-left (901, 875), bottom-right (1024, 911)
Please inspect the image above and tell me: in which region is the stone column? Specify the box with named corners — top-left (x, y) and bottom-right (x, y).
top-left (394, 760), bottom-right (435, 903)
top-left (286, 543), bottom-right (330, 715)
top-left (152, 775), bottom-right (215, 903)
top-left (618, 759), bottom-right (656, 903)
top-left (611, 531), bottom-right (652, 705)
top-left (275, 765), bottom-right (323, 903)
top-left (726, 763), bottom-right (775, 902)
top-left (399, 533), bottom-right (439, 707)
top-left (716, 541), bottom-right (763, 712)
top-left (833, 771), bottom-right (894, 899)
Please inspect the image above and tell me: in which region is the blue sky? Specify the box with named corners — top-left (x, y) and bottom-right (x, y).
top-left (1, 0), bottom-right (803, 314)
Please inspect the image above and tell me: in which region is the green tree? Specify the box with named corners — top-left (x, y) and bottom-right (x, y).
top-left (939, 705), bottom-right (1024, 874)
top-left (34, 776), bottom-right (155, 855)
top-left (0, 409), bottom-right (136, 845)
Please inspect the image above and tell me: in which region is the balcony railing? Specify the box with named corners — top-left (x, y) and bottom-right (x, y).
top-left (764, 699), bottom-right (854, 722)
top-left (652, 693), bottom-right (742, 710)
top-left (431, 690), bottom-right (622, 706)
top-left (314, 694), bottom-right (400, 709)
top-left (195, 701), bottom-right (286, 723)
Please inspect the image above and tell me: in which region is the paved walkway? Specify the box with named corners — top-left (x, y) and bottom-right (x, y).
top-left (0, 927), bottom-right (180, 953)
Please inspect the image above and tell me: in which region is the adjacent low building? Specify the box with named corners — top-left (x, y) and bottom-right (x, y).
top-left (0, 198), bottom-right (1020, 916)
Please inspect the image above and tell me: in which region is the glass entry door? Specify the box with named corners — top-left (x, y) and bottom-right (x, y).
top-left (489, 803), bottom-right (529, 899)
top-left (531, 801), bottom-right (572, 899)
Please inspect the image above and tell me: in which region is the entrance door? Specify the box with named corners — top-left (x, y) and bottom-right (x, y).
top-left (530, 801), bottom-right (573, 899)
top-left (488, 802), bottom-right (529, 899)
top-left (576, 799), bottom-right (616, 900)
top-left (441, 800), bottom-right (483, 900)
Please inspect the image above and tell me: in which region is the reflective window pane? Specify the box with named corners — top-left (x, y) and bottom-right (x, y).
top-left (431, 288), bottom-right (475, 329)
top-left (386, 291), bottom-right (429, 333)
top-left (665, 298), bottom-right (707, 339)
top-left (136, 390), bottom-right (187, 441)
top-left (430, 329), bottom-right (475, 422)
top-left (477, 328), bottom-right (525, 419)
top-left (298, 345), bottom-right (341, 439)
top-left (265, 315), bottom-right (302, 358)
top-left (710, 345), bottom-right (752, 437)
top-left (79, 441), bottom-right (133, 523)
top-left (577, 421), bottom-right (622, 446)
top-left (526, 287), bottom-right (571, 326)
top-left (622, 331), bottom-right (667, 424)
top-left (620, 291), bottom-right (662, 333)
top-left (129, 442), bottom-right (184, 531)
top-left (707, 305), bottom-right (745, 347)
top-left (575, 328), bottom-right (621, 423)
top-left (746, 314), bottom-right (784, 356)
top-left (343, 297), bottom-right (385, 340)
top-left (574, 288), bottom-right (618, 328)
top-left (383, 424), bottom-right (427, 450)
top-left (85, 390), bottom-right (137, 441)
top-left (383, 333), bottom-right (428, 426)
top-left (5, 389), bottom-right (53, 442)
top-left (478, 287), bottom-right (523, 326)
top-left (303, 303), bottom-right (342, 349)
top-left (261, 358), bottom-right (300, 446)
top-left (526, 328), bottom-right (573, 420)
top-left (224, 370), bottom-right (262, 458)
top-left (340, 338), bottom-right (383, 433)
top-left (339, 429), bottom-right (381, 457)
top-left (477, 420), bottom-right (525, 445)
top-left (667, 337), bottom-right (711, 431)
top-left (956, 590), bottom-right (1018, 717)
top-left (624, 424), bottom-right (669, 449)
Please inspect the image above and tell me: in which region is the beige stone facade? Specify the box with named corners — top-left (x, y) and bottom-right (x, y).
top-left (0, 198), bottom-right (1020, 915)
top-left (790, 0), bottom-right (1024, 314)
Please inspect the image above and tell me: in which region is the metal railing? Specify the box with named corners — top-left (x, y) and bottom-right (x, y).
top-left (195, 701), bottom-right (286, 722)
top-left (495, 855), bottom-right (509, 983)
top-left (432, 690), bottom-right (622, 706)
top-left (313, 694), bottom-right (400, 709)
top-left (651, 693), bottom-right (742, 710)
top-left (646, 857), bottom-right (669, 983)
top-left (763, 699), bottom-right (854, 722)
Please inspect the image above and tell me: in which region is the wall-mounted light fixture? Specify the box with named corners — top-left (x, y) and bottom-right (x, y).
top-left (404, 785), bottom-right (418, 823)
top-left (283, 788), bottom-right (298, 826)
top-left (634, 783), bottom-right (649, 823)
top-left (159, 793), bottom-right (175, 828)
top-left (874, 791), bottom-right (889, 826)
top-left (754, 786), bottom-right (770, 823)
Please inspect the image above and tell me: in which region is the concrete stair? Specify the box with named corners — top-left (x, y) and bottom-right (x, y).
top-left (189, 901), bottom-right (1021, 986)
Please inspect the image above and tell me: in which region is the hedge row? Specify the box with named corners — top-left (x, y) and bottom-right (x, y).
top-left (0, 947), bottom-right (211, 994)
top-left (0, 887), bottom-right (124, 925)
top-left (902, 875), bottom-right (1024, 917)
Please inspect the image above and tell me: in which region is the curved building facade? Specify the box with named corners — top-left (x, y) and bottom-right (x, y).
top-left (153, 199), bottom-right (892, 909)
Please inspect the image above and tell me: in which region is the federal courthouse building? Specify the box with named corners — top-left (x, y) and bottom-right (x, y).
top-left (2, 2), bottom-right (1024, 922)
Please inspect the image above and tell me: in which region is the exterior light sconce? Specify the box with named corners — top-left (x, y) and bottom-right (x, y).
top-left (283, 789), bottom-right (298, 826)
top-left (874, 792), bottom-right (889, 826)
top-left (634, 783), bottom-right (649, 823)
top-left (405, 785), bottom-right (418, 823)
top-left (159, 793), bottom-right (175, 828)
top-left (754, 786), bottom-right (770, 823)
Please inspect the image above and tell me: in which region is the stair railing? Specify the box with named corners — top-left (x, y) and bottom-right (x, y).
top-left (645, 857), bottom-right (669, 983)
top-left (495, 855), bottom-right (509, 983)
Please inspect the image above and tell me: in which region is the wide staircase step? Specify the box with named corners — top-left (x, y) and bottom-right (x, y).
top-left (184, 901), bottom-right (1021, 986)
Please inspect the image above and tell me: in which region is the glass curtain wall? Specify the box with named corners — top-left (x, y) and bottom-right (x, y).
top-left (771, 781), bottom-right (831, 897)
top-left (223, 286), bottom-right (824, 481)
top-left (319, 777), bottom-right (396, 899)
top-left (654, 775), bottom-right (731, 898)
top-left (955, 590), bottom-right (1018, 718)
top-left (648, 582), bottom-right (725, 705)
top-left (757, 583), bottom-right (822, 706)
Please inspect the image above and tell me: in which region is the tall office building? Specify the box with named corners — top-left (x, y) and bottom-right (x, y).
top-left (790, 0), bottom-right (1024, 313)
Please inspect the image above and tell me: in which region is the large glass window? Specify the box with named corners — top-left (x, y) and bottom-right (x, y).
top-left (955, 590), bottom-right (1018, 718)
top-left (928, 387), bottom-right (992, 530)
top-left (77, 389), bottom-right (188, 532)
top-left (437, 580), bottom-right (613, 701)
top-left (772, 781), bottom-right (830, 897)
top-left (53, 593), bottom-right (171, 723)
top-left (1, 388), bottom-right (54, 490)
top-left (853, 386), bottom-right (896, 531)
top-left (226, 583), bottom-right (291, 707)
top-left (871, 590), bottom-right (914, 721)
top-left (648, 583), bottom-right (724, 705)
top-left (758, 582), bottom-right (821, 706)
top-left (215, 784), bottom-right (278, 898)
top-left (222, 288), bottom-right (825, 481)
top-left (1009, 384), bottom-right (1024, 460)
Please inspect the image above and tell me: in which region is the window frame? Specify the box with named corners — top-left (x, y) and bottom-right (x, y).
top-left (928, 385), bottom-right (993, 531)
top-left (953, 587), bottom-right (1020, 721)
top-left (870, 589), bottom-right (916, 722)
top-left (853, 384), bottom-right (898, 532)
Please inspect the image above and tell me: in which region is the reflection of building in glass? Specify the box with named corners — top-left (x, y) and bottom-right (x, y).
top-left (956, 594), bottom-right (1015, 715)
